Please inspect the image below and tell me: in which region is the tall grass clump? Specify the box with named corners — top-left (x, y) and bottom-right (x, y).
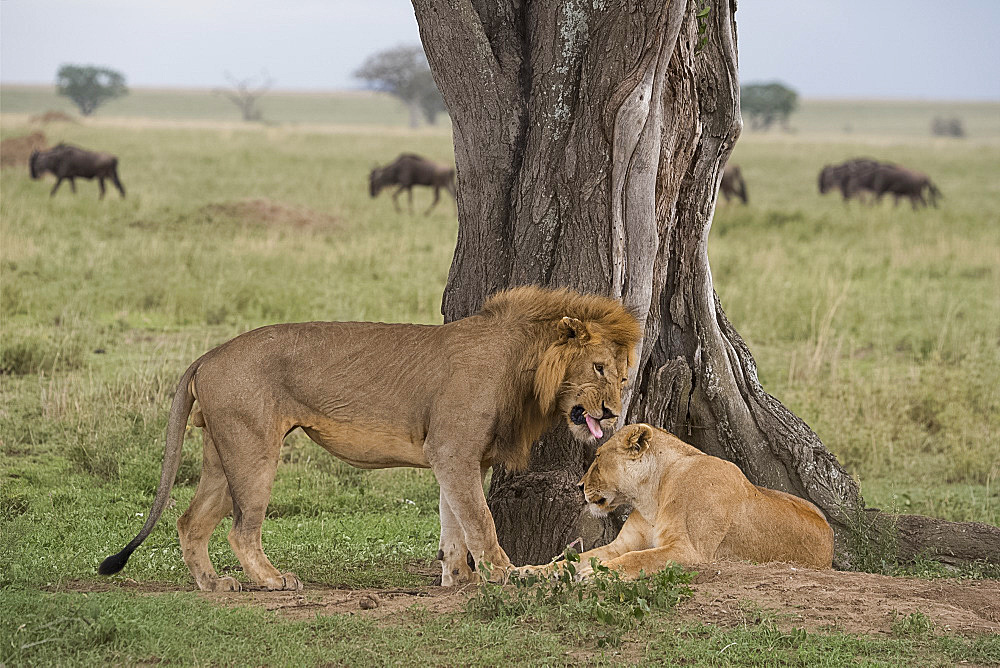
top-left (468, 550), bottom-right (694, 647)
top-left (0, 331), bottom-right (85, 376)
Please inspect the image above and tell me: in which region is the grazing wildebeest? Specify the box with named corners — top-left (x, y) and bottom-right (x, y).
top-left (720, 164), bottom-right (748, 204)
top-left (871, 164), bottom-right (941, 209)
top-left (29, 144), bottom-right (126, 199)
top-left (818, 158), bottom-right (882, 202)
top-left (369, 153), bottom-right (455, 214)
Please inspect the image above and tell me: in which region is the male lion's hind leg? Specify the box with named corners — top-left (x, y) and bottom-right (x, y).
top-left (437, 488), bottom-right (476, 586)
top-left (212, 420), bottom-right (302, 591)
top-left (177, 429), bottom-right (240, 592)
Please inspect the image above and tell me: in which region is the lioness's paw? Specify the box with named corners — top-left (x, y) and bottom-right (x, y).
top-left (202, 576), bottom-right (241, 592)
top-left (514, 564), bottom-right (556, 580)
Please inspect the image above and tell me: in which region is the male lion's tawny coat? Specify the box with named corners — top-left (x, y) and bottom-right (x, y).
top-left (522, 424), bottom-right (834, 580)
top-left (100, 286), bottom-right (641, 591)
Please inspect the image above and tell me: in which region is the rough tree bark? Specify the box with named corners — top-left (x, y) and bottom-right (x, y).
top-left (413, 0), bottom-right (1000, 569)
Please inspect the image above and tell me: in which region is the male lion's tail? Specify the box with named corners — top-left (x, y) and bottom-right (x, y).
top-left (98, 356), bottom-right (205, 576)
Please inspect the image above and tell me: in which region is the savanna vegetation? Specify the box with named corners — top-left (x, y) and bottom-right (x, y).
top-left (1, 86), bottom-right (998, 665)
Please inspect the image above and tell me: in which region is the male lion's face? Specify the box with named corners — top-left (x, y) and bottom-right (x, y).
top-left (534, 316), bottom-right (635, 444)
top-left (560, 341), bottom-right (631, 443)
top-left (578, 424), bottom-right (654, 516)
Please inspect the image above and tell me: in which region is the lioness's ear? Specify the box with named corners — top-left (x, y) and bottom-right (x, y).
top-left (557, 316), bottom-right (591, 344)
top-left (625, 424), bottom-right (653, 457)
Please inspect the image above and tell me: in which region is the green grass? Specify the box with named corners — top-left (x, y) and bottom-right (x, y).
top-left (714, 135), bottom-right (1000, 513)
top-left (5, 85), bottom-right (997, 137)
top-left (2, 93), bottom-right (999, 663)
top-left (3, 588), bottom-right (997, 666)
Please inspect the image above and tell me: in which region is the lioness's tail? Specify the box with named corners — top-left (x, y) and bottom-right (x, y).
top-left (98, 356), bottom-right (204, 576)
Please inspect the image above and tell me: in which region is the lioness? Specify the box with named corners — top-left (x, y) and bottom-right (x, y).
top-left (99, 286), bottom-right (641, 591)
top-left (519, 424), bottom-right (834, 580)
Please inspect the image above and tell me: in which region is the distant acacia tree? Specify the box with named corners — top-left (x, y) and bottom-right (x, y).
top-left (56, 64), bottom-right (128, 116)
top-left (741, 81), bottom-right (798, 131)
top-left (354, 45), bottom-right (446, 128)
top-left (215, 71), bottom-right (273, 122)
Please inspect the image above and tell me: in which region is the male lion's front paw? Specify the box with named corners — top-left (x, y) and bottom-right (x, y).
top-left (258, 572), bottom-right (303, 591)
top-left (278, 572), bottom-right (303, 591)
top-left (201, 575), bottom-right (242, 592)
top-left (440, 565), bottom-right (476, 587)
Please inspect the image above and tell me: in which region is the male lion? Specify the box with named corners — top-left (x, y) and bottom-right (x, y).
top-left (519, 424), bottom-right (834, 580)
top-left (99, 286), bottom-right (641, 591)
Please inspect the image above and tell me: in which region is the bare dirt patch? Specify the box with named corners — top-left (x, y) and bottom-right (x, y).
top-left (207, 584), bottom-right (472, 621)
top-left (55, 562), bottom-right (1000, 636)
top-left (679, 561), bottom-right (999, 636)
top-left (1, 131), bottom-right (47, 168)
top-left (29, 110), bottom-right (78, 125)
top-left (198, 198), bottom-right (338, 230)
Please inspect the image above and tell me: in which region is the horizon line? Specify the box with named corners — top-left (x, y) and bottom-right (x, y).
top-left (2, 81), bottom-right (998, 104)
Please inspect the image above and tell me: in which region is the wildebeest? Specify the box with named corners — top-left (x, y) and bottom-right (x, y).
top-left (720, 164), bottom-right (748, 204)
top-left (369, 153), bottom-right (455, 214)
top-left (29, 144), bottom-right (126, 198)
top-left (871, 164), bottom-right (941, 209)
top-left (819, 158), bottom-right (940, 209)
top-left (818, 158), bottom-right (882, 202)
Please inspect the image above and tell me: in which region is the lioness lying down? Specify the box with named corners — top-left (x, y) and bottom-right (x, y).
top-left (99, 286), bottom-right (640, 591)
top-left (519, 424), bottom-right (834, 580)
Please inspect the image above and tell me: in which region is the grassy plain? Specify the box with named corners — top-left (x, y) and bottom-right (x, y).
top-left (1, 88), bottom-right (998, 664)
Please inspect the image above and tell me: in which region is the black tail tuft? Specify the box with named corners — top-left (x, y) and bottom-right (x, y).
top-left (98, 547), bottom-right (134, 576)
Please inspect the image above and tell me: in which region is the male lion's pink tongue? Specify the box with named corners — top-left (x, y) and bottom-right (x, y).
top-left (585, 414), bottom-right (603, 439)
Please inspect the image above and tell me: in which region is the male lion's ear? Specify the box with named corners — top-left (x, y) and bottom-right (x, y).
top-left (557, 316), bottom-right (591, 344)
top-left (625, 424), bottom-right (653, 457)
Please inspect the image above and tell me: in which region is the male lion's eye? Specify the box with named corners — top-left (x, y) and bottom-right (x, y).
top-left (594, 363), bottom-right (605, 376)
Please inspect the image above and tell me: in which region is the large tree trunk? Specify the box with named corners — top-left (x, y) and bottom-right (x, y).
top-left (413, 0), bottom-right (1000, 570)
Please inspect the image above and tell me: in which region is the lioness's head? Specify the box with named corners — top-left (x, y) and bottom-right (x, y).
top-left (534, 315), bottom-right (638, 443)
top-left (579, 424), bottom-right (656, 515)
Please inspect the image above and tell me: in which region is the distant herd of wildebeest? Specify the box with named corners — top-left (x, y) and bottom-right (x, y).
top-left (19, 136), bottom-right (941, 211)
top-left (721, 158), bottom-right (941, 209)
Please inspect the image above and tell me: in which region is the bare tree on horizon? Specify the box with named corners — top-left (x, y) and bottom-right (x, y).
top-left (215, 71), bottom-right (273, 122)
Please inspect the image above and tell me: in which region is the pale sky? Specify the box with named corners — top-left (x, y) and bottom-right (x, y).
top-left (1, 0), bottom-right (998, 100)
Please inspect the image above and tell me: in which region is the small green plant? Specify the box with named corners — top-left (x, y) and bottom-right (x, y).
top-left (695, 5), bottom-right (712, 54)
top-left (468, 549), bottom-right (694, 647)
top-left (0, 489), bottom-right (30, 520)
top-left (891, 610), bottom-right (933, 637)
top-left (843, 506), bottom-right (901, 575)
